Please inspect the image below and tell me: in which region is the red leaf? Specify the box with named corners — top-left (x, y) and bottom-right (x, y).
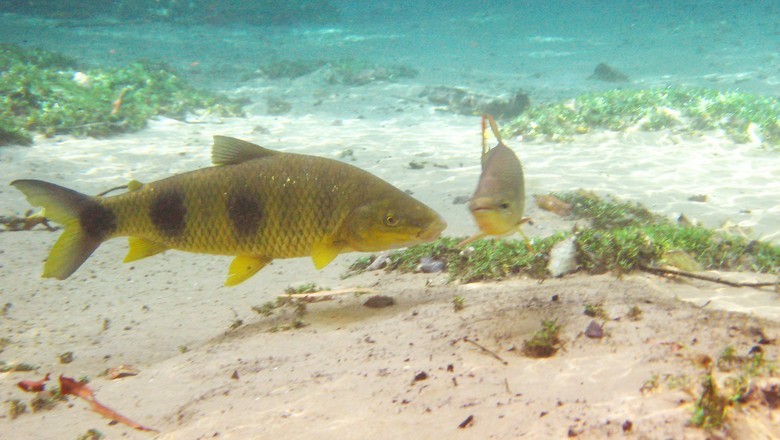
top-left (58, 375), bottom-right (157, 432)
top-left (17, 373), bottom-right (50, 393)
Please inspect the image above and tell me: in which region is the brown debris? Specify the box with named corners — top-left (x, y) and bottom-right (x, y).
top-left (106, 365), bottom-right (139, 380)
top-left (59, 375), bottom-right (157, 432)
top-left (535, 194), bottom-right (573, 216)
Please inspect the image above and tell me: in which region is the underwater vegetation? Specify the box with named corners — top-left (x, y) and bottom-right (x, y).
top-left (0, 44), bottom-right (244, 146)
top-left (0, 0), bottom-right (339, 25)
top-left (245, 58), bottom-right (418, 86)
top-left (503, 87), bottom-right (780, 147)
top-left (351, 190), bottom-right (780, 283)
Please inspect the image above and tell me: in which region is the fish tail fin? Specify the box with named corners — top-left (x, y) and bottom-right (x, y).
top-left (11, 179), bottom-right (111, 280)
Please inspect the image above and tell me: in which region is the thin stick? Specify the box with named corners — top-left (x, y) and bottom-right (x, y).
top-left (282, 287), bottom-right (378, 300)
top-left (640, 264), bottom-right (779, 289)
top-left (463, 336), bottom-right (508, 365)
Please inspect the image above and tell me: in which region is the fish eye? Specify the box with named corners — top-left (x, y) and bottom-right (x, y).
top-left (499, 201), bottom-right (510, 210)
top-left (384, 213), bottom-right (399, 226)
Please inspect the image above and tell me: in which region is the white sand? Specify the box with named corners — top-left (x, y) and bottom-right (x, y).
top-left (1, 7), bottom-right (780, 439)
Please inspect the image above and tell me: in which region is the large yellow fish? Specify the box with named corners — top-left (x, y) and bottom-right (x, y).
top-left (12, 136), bottom-right (446, 286)
top-left (460, 114), bottom-right (529, 247)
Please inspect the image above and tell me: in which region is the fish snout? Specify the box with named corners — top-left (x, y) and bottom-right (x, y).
top-left (419, 215), bottom-right (447, 241)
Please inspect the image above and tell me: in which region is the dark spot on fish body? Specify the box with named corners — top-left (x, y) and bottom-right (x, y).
top-left (149, 190), bottom-right (187, 237)
top-left (228, 191), bottom-right (263, 238)
top-left (80, 201), bottom-right (116, 241)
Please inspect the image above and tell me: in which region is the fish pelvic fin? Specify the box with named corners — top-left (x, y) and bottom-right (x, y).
top-left (124, 237), bottom-right (169, 262)
top-left (226, 255), bottom-right (272, 286)
top-left (457, 232), bottom-right (488, 248)
top-left (311, 239), bottom-right (344, 270)
top-left (11, 179), bottom-right (115, 280)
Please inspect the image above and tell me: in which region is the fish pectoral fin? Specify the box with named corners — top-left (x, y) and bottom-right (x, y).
top-left (124, 237), bottom-right (169, 262)
top-left (226, 255), bottom-right (271, 286)
top-left (457, 232), bottom-right (488, 248)
top-left (211, 136), bottom-right (278, 166)
top-left (311, 240), bottom-right (344, 270)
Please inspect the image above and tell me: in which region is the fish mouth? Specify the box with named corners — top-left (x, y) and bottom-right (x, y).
top-left (418, 216), bottom-right (447, 241)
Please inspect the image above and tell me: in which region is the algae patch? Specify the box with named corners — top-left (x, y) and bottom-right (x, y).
top-left (351, 190), bottom-right (780, 282)
top-left (503, 87), bottom-right (780, 146)
top-left (0, 44), bottom-right (244, 146)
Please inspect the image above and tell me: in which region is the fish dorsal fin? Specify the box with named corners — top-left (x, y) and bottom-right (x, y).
top-left (212, 136), bottom-right (278, 166)
top-left (481, 114), bottom-right (506, 164)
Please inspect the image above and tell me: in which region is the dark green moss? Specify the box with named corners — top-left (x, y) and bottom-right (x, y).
top-left (504, 87), bottom-right (780, 147)
top-left (0, 45), bottom-right (244, 145)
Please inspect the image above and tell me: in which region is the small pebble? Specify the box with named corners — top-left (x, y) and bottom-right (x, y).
top-left (418, 257), bottom-right (445, 273)
top-left (364, 295), bottom-right (395, 308)
top-left (585, 320), bottom-right (604, 339)
top-left (366, 252), bottom-right (391, 271)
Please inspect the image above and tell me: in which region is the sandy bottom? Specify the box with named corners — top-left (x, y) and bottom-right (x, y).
top-left (1, 97), bottom-right (779, 438)
top-left (1, 9), bottom-right (780, 437)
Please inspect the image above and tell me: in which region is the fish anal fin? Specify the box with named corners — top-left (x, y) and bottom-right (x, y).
top-left (311, 240), bottom-right (344, 270)
top-left (124, 237), bottom-right (169, 263)
top-left (226, 255), bottom-right (272, 286)
top-left (212, 136), bottom-right (278, 166)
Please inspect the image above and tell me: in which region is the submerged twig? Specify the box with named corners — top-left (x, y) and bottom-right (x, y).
top-left (640, 264), bottom-right (779, 289)
top-left (463, 336), bottom-right (508, 365)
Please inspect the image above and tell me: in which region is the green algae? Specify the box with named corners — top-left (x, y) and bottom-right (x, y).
top-left (503, 87), bottom-right (780, 147)
top-left (522, 319), bottom-right (563, 358)
top-left (0, 44), bottom-right (244, 146)
top-left (352, 191), bottom-right (780, 283)
top-left (245, 57), bottom-right (418, 85)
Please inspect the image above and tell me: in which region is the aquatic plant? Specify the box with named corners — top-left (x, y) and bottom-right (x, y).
top-left (323, 58), bottom-right (418, 85)
top-left (521, 319), bottom-right (563, 358)
top-left (691, 372), bottom-right (729, 429)
top-left (503, 87), bottom-right (780, 147)
top-left (0, 45), bottom-right (244, 146)
top-left (353, 190), bottom-right (780, 282)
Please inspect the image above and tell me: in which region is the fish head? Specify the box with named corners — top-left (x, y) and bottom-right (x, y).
top-left (342, 195), bottom-right (446, 252)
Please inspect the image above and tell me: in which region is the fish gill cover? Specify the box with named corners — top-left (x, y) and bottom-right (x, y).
top-left (0, 0), bottom-right (340, 24)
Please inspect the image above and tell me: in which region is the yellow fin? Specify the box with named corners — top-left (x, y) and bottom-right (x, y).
top-left (457, 232), bottom-right (487, 248)
top-left (226, 255), bottom-right (271, 286)
top-left (127, 180), bottom-right (144, 191)
top-left (212, 136), bottom-right (277, 166)
top-left (124, 237), bottom-right (169, 262)
top-left (311, 241), bottom-right (343, 269)
top-left (11, 179), bottom-right (101, 279)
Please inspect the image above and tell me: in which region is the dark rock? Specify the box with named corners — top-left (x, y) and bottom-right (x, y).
top-left (585, 320), bottom-right (604, 339)
top-left (419, 257), bottom-right (446, 273)
top-left (587, 63), bottom-right (629, 82)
